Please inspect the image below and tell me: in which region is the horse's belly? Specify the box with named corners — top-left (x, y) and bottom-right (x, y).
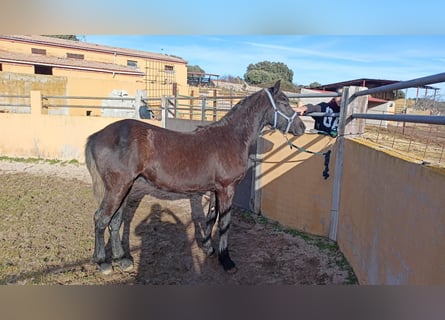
top-left (142, 168), bottom-right (214, 194)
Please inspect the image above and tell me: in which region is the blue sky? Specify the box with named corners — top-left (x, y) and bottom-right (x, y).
top-left (85, 35), bottom-right (445, 98)
top-left (3, 1), bottom-right (445, 98)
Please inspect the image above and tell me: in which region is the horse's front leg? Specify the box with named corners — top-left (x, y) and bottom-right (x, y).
top-left (216, 185), bottom-right (237, 273)
top-left (202, 191), bottom-right (217, 256)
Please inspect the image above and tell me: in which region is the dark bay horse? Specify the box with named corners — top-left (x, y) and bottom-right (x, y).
top-left (85, 80), bottom-right (305, 275)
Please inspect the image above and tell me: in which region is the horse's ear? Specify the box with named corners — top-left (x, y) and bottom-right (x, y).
top-left (270, 80), bottom-right (281, 95)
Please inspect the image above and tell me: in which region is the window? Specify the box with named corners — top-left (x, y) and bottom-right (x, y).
top-left (34, 65), bottom-right (53, 75)
top-left (164, 65), bottom-right (174, 73)
top-left (127, 60), bottom-right (138, 68)
top-left (31, 48), bottom-right (46, 55)
top-left (66, 52), bottom-right (84, 60)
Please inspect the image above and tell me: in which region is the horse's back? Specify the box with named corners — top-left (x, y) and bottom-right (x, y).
top-left (88, 119), bottom-right (155, 149)
top-left (86, 119), bottom-right (159, 173)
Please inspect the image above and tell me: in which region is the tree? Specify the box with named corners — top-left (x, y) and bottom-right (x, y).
top-left (244, 61), bottom-right (294, 85)
top-left (220, 75), bottom-right (243, 84)
top-left (309, 81), bottom-right (322, 88)
top-left (244, 69), bottom-right (275, 85)
top-left (395, 90), bottom-right (405, 99)
top-left (187, 65), bottom-right (205, 74)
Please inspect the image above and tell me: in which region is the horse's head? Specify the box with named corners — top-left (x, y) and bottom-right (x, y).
top-left (264, 80), bottom-right (306, 136)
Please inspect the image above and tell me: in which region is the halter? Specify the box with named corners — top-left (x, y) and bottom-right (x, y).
top-left (264, 89), bottom-right (299, 134)
top-left (263, 89), bottom-right (331, 180)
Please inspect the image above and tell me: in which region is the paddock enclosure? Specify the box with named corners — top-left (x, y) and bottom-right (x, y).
top-left (1, 73), bottom-right (445, 284)
top-left (0, 160), bottom-right (354, 284)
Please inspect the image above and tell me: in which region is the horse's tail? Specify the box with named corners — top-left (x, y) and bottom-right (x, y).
top-left (85, 135), bottom-right (105, 206)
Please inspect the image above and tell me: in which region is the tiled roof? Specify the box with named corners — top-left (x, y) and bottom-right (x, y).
top-left (0, 35), bottom-right (188, 64)
top-left (0, 49), bottom-right (145, 75)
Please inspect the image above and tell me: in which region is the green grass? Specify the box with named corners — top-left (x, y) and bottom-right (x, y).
top-left (0, 156), bottom-right (79, 165)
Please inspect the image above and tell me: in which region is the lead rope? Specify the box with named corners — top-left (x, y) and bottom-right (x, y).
top-left (285, 135), bottom-right (332, 180)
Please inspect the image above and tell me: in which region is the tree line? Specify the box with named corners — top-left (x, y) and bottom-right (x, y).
top-left (188, 61), bottom-right (323, 92)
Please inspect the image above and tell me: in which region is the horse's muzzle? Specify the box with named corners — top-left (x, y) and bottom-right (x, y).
top-left (290, 119), bottom-right (306, 136)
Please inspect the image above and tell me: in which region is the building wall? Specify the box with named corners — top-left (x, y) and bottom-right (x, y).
top-left (0, 36), bottom-right (189, 106)
top-left (53, 68), bottom-right (143, 116)
top-left (0, 72), bottom-right (67, 115)
top-left (0, 72), bottom-right (67, 96)
top-left (2, 62), bottom-right (34, 74)
top-left (0, 70), bottom-right (142, 116)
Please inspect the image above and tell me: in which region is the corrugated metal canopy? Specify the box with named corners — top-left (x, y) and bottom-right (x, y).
top-left (312, 78), bottom-right (437, 91)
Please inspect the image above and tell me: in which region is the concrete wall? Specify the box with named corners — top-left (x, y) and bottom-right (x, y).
top-left (258, 131), bottom-right (445, 284)
top-left (0, 70), bottom-right (143, 117)
top-left (0, 72), bottom-right (67, 97)
top-left (0, 92), bottom-right (160, 162)
top-left (338, 139), bottom-right (445, 284)
top-left (258, 131), bottom-right (337, 236)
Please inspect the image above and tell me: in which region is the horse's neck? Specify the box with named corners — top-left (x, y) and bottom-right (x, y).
top-left (221, 94), bottom-right (269, 149)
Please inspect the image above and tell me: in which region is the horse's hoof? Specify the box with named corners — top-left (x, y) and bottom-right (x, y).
top-left (115, 258), bottom-right (134, 272)
top-left (99, 263), bottom-right (113, 275)
top-left (218, 249), bottom-right (236, 272)
top-left (225, 266), bottom-right (238, 274)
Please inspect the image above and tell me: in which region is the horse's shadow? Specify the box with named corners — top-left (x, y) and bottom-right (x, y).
top-left (107, 177), bottom-right (213, 283)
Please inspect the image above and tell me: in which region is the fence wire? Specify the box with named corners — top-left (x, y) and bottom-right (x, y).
top-left (362, 113), bottom-right (445, 165)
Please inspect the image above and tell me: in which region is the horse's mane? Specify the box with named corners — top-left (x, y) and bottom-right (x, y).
top-left (194, 89), bottom-right (265, 132)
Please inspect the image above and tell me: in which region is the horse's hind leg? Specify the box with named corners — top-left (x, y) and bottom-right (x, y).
top-left (93, 205), bottom-right (112, 274)
top-left (216, 186), bottom-right (237, 273)
top-left (202, 192), bottom-right (217, 256)
top-left (109, 195), bottom-right (133, 272)
top-left (93, 182), bottom-right (133, 274)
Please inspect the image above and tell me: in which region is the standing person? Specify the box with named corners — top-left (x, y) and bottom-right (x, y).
top-left (293, 88), bottom-right (343, 137)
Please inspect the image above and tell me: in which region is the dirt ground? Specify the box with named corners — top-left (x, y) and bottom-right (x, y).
top-left (0, 159), bottom-right (356, 285)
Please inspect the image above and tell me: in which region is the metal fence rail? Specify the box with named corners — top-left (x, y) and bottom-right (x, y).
top-left (352, 113), bottom-right (445, 125)
top-left (349, 72), bottom-right (445, 125)
top-left (160, 95), bottom-right (247, 122)
top-left (352, 72), bottom-right (445, 98)
top-left (328, 72), bottom-right (445, 242)
top-left (43, 95), bottom-right (136, 101)
top-left (344, 72), bottom-right (445, 166)
top-left (0, 94), bottom-right (31, 113)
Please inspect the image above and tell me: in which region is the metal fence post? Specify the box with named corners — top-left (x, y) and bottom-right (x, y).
top-left (344, 87), bottom-right (369, 136)
top-left (30, 90), bottom-right (42, 116)
top-left (329, 86), bottom-right (369, 241)
top-left (201, 97), bottom-right (207, 121)
top-left (329, 87), bottom-right (348, 241)
top-left (161, 96), bottom-right (167, 128)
